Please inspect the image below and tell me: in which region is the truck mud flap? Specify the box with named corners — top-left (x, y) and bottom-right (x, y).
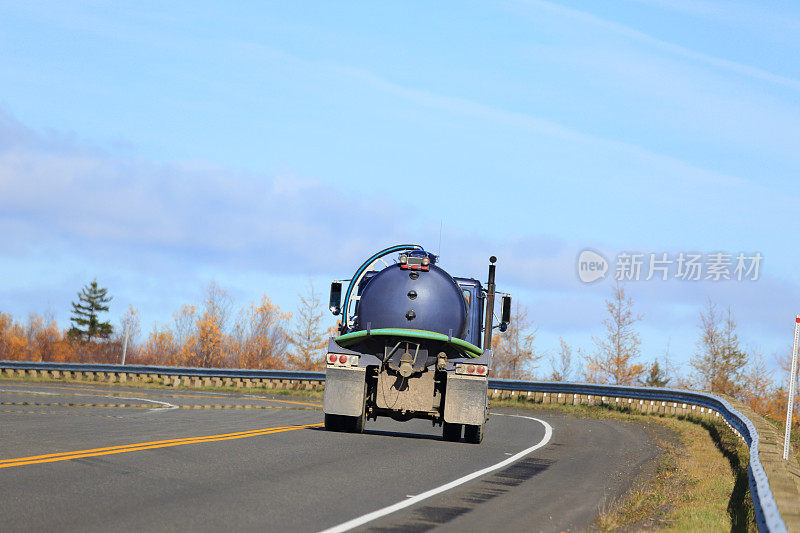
top-left (324, 366), bottom-right (366, 417)
top-left (443, 374), bottom-right (488, 425)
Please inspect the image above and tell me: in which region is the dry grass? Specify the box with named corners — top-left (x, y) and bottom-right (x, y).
top-left (595, 416), bottom-right (754, 532)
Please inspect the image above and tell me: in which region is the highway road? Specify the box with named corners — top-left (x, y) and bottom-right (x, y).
top-left (0, 380), bottom-right (659, 532)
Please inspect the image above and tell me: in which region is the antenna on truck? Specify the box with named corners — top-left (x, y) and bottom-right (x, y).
top-left (437, 220), bottom-right (443, 259)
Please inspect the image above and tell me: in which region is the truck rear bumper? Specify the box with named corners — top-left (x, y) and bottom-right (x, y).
top-left (443, 374), bottom-right (488, 425)
top-left (323, 365), bottom-right (366, 416)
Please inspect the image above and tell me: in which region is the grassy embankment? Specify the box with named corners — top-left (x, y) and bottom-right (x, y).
top-left (493, 397), bottom-right (757, 532)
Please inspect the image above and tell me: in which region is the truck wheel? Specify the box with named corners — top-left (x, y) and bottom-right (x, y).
top-left (442, 422), bottom-right (462, 442)
top-left (325, 413), bottom-right (344, 432)
top-left (464, 423), bottom-right (484, 444)
top-left (348, 411), bottom-right (365, 434)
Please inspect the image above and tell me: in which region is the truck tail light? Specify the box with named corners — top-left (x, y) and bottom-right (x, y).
top-left (455, 363), bottom-right (487, 376)
top-left (327, 353), bottom-right (359, 367)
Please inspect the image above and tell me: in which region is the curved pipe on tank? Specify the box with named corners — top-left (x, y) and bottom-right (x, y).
top-left (342, 244), bottom-right (423, 330)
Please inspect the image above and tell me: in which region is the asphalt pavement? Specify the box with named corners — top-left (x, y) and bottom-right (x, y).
top-left (0, 380), bottom-right (658, 532)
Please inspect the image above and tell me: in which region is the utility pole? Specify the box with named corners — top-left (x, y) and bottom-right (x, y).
top-left (784, 315), bottom-right (800, 461)
top-left (121, 320), bottom-right (130, 366)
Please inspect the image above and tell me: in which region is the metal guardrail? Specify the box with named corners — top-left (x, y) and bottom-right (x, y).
top-left (0, 360), bottom-right (325, 381)
top-left (0, 360), bottom-right (788, 532)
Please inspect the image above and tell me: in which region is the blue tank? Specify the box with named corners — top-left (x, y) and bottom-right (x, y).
top-left (355, 263), bottom-right (468, 338)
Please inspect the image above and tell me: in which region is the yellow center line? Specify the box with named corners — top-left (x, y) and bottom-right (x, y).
top-left (0, 423), bottom-right (323, 469)
top-left (0, 424), bottom-right (313, 463)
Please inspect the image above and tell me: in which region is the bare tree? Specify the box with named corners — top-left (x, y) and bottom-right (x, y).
top-left (584, 283), bottom-right (644, 384)
top-left (115, 306), bottom-right (141, 363)
top-left (195, 282), bottom-right (233, 368)
top-left (289, 281), bottom-right (328, 370)
top-left (741, 350), bottom-right (773, 411)
top-left (492, 302), bottom-right (540, 379)
top-left (173, 304), bottom-right (197, 350)
top-left (549, 337), bottom-right (574, 382)
top-left (230, 295), bottom-right (291, 369)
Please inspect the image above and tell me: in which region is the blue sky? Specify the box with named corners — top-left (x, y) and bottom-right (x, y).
top-left (1, 1), bottom-right (799, 377)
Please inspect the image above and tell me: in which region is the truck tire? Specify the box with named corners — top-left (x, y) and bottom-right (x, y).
top-left (347, 411), bottom-right (365, 434)
top-left (442, 422), bottom-right (462, 442)
top-left (325, 413), bottom-right (344, 432)
top-left (464, 423), bottom-right (484, 444)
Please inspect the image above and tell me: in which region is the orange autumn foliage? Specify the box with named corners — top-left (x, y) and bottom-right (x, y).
top-left (133, 285), bottom-right (295, 370)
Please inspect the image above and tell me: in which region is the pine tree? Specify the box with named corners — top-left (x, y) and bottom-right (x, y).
top-left (641, 360), bottom-right (670, 387)
top-left (68, 280), bottom-right (113, 342)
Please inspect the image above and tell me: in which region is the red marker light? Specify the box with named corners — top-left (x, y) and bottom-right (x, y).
top-left (467, 365), bottom-right (475, 374)
top-left (339, 354), bottom-right (348, 364)
top-left (477, 366), bottom-right (486, 374)
top-left (328, 354), bottom-right (337, 364)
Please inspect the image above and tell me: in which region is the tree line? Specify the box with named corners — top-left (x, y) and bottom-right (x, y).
top-left (0, 280), bottom-right (332, 371)
top-left (0, 278), bottom-right (796, 433)
top-left (490, 282), bottom-right (799, 434)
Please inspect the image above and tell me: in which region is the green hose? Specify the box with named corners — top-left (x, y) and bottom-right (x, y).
top-left (334, 328), bottom-right (483, 358)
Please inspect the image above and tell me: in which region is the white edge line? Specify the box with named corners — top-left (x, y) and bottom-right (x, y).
top-left (0, 388), bottom-right (177, 412)
top-left (106, 395), bottom-right (179, 412)
top-left (318, 413), bottom-right (553, 533)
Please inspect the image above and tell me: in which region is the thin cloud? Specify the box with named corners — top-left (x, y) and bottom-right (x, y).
top-left (623, 0), bottom-right (800, 37)
top-left (0, 109), bottom-right (408, 274)
top-left (328, 62), bottom-right (798, 222)
top-left (513, 0), bottom-right (800, 91)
